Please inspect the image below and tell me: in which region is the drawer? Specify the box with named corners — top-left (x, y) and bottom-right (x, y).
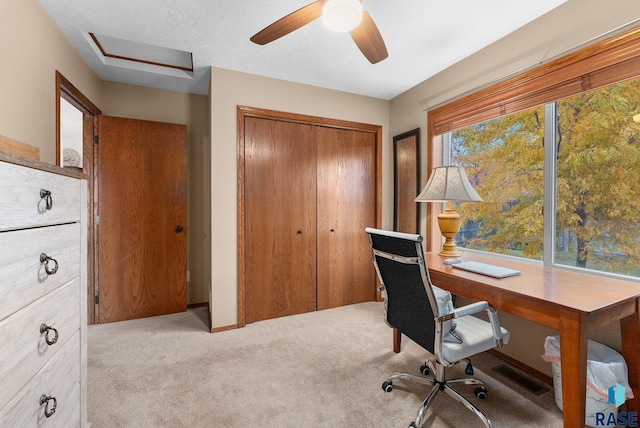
top-left (0, 223), bottom-right (80, 321)
top-left (0, 332), bottom-right (80, 427)
top-left (0, 280), bottom-right (80, 410)
top-left (0, 161), bottom-right (81, 231)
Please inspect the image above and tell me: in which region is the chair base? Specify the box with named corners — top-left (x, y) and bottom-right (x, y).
top-left (383, 361), bottom-right (493, 428)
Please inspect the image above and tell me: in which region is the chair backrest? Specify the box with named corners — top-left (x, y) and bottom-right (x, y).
top-left (365, 227), bottom-right (438, 353)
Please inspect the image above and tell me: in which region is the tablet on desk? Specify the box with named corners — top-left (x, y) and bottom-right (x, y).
top-left (452, 261), bottom-right (521, 278)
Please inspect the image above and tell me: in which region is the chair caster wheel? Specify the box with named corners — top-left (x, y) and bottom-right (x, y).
top-left (409, 423), bottom-right (417, 428)
top-left (465, 361), bottom-right (474, 375)
top-left (420, 364), bottom-right (430, 375)
top-left (382, 380), bottom-right (393, 392)
top-left (474, 387), bottom-right (487, 399)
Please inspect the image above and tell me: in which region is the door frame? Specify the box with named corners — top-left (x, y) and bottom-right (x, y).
top-left (56, 71), bottom-right (101, 324)
top-left (236, 105), bottom-right (383, 328)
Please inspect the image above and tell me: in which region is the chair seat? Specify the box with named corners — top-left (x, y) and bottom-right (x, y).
top-left (442, 315), bottom-right (510, 364)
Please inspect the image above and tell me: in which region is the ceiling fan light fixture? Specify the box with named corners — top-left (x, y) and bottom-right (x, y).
top-left (322, 0), bottom-right (363, 32)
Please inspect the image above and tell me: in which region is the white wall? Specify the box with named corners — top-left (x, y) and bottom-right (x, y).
top-left (209, 67), bottom-right (390, 329)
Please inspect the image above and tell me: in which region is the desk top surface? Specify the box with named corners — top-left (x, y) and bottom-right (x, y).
top-left (425, 251), bottom-right (640, 314)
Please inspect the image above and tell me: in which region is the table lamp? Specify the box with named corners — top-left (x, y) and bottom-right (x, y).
top-left (415, 166), bottom-right (483, 257)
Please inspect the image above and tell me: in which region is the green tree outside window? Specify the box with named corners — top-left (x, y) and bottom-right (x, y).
top-left (450, 77), bottom-right (640, 277)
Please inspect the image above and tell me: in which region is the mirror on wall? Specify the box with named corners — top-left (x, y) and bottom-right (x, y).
top-left (393, 128), bottom-right (420, 233)
top-left (59, 96), bottom-right (84, 168)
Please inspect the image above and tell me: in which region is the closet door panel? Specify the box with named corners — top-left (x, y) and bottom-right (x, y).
top-left (245, 118), bottom-right (317, 323)
top-left (316, 127), bottom-right (376, 309)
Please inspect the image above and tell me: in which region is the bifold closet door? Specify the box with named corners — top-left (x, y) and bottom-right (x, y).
top-left (244, 117), bottom-right (318, 323)
top-left (316, 126), bottom-right (377, 310)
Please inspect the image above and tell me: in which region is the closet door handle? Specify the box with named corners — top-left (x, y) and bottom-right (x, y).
top-left (330, 229), bottom-right (335, 232)
top-left (297, 230), bottom-right (302, 234)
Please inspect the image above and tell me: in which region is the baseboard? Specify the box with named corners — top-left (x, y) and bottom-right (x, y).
top-left (185, 302), bottom-right (240, 333)
top-left (488, 349), bottom-right (553, 386)
top-left (187, 302), bottom-right (209, 309)
top-left (210, 324), bottom-right (238, 334)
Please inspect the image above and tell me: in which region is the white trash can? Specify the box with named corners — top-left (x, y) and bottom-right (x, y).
top-left (542, 336), bottom-right (634, 428)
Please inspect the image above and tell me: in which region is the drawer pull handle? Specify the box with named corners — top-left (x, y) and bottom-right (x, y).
top-left (40, 189), bottom-right (53, 211)
top-left (40, 253), bottom-right (59, 275)
top-left (39, 394), bottom-right (57, 418)
top-left (40, 323), bottom-right (59, 345)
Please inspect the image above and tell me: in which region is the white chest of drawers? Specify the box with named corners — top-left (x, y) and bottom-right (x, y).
top-left (0, 152), bottom-right (87, 427)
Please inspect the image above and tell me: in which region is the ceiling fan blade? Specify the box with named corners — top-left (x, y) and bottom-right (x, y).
top-left (349, 10), bottom-right (388, 64)
top-left (250, 1), bottom-right (323, 45)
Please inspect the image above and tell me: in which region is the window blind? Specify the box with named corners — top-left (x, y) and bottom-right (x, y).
top-left (429, 26), bottom-right (640, 135)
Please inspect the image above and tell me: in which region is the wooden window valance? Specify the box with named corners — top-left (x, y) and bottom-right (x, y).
top-left (429, 26), bottom-right (640, 135)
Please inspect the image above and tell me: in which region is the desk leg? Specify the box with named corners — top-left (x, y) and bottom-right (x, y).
top-left (559, 313), bottom-right (588, 427)
top-left (621, 298), bottom-right (640, 416)
top-left (393, 328), bottom-right (401, 353)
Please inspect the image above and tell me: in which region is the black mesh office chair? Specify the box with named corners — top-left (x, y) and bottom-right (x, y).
top-left (365, 227), bottom-right (510, 428)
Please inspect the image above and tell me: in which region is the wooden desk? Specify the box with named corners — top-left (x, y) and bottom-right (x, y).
top-left (398, 252), bottom-right (640, 427)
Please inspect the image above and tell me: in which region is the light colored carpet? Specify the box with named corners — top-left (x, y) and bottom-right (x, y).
top-left (87, 302), bottom-right (563, 427)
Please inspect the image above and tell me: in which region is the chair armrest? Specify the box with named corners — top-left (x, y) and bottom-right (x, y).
top-left (451, 301), bottom-right (489, 318)
top-left (443, 301), bottom-right (506, 347)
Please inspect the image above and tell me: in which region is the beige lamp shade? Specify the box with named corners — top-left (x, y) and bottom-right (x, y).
top-left (415, 166), bottom-right (483, 203)
top-left (415, 166), bottom-right (482, 257)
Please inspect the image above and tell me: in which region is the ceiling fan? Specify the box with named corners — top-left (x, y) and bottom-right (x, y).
top-left (250, 0), bottom-right (388, 64)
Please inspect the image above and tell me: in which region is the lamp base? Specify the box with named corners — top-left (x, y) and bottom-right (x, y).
top-left (437, 203), bottom-right (462, 258)
top-left (438, 248), bottom-right (462, 258)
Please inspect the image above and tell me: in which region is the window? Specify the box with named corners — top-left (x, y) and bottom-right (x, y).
top-left (428, 27), bottom-right (640, 279)
top-left (448, 105), bottom-right (545, 260)
top-left (448, 77), bottom-right (640, 277)
top-left (554, 78), bottom-right (640, 276)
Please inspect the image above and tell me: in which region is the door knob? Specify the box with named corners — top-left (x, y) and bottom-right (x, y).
top-left (175, 225), bottom-right (184, 233)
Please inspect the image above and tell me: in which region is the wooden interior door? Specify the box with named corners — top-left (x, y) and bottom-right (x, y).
top-left (316, 127), bottom-right (377, 309)
top-left (244, 117), bottom-right (318, 323)
top-left (97, 116), bottom-right (187, 323)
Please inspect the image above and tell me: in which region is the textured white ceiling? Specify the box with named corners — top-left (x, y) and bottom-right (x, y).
top-left (38, 0), bottom-right (567, 99)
